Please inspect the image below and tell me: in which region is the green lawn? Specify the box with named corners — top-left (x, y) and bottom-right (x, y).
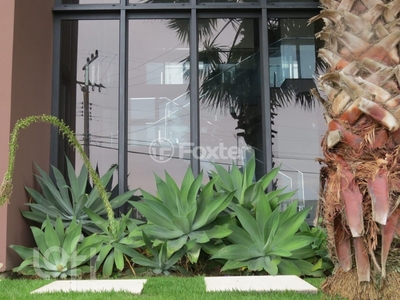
top-left (0, 277), bottom-right (340, 300)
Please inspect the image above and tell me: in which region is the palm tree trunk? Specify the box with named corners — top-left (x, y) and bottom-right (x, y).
top-left (311, 0), bottom-right (400, 298)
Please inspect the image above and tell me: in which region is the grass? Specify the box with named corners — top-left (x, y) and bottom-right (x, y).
top-left (0, 276), bottom-right (337, 300)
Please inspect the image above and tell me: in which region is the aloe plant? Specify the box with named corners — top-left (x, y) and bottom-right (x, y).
top-left (10, 217), bottom-right (103, 279)
top-left (212, 198), bottom-right (316, 276)
top-left (130, 168), bottom-right (234, 263)
top-left (22, 157), bottom-right (136, 234)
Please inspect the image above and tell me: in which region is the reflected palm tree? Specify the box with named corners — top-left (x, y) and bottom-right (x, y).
top-left (167, 17), bottom-right (319, 176)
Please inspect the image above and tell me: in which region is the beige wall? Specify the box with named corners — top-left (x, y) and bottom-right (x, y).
top-left (0, 0), bottom-right (53, 271)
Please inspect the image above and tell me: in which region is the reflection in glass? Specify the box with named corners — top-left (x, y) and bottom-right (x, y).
top-left (198, 0), bottom-right (256, 2)
top-left (73, 20), bottom-right (120, 175)
top-left (128, 19), bottom-right (190, 194)
top-left (198, 19), bottom-right (262, 178)
top-left (268, 18), bottom-right (323, 222)
top-left (130, 0), bottom-right (189, 3)
top-left (62, 0), bottom-right (119, 4)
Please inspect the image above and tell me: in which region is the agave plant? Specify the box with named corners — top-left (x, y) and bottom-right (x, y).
top-left (212, 199), bottom-right (316, 276)
top-left (310, 0), bottom-right (400, 298)
top-left (83, 207), bottom-right (144, 278)
top-left (210, 156), bottom-right (293, 211)
top-left (114, 232), bottom-right (189, 276)
top-left (10, 217), bottom-right (103, 279)
top-left (130, 168), bottom-right (234, 263)
top-left (22, 157), bottom-right (135, 233)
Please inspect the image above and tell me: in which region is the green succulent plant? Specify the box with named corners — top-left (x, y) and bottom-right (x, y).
top-left (83, 207), bottom-right (144, 277)
top-left (130, 168), bottom-right (235, 263)
top-left (10, 217), bottom-right (103, 279)
top-left (22, 157), bottom-right (136, 234)
top-left (114, 232), bottom-right (188, 276)
top-left (210, 156), bottom-right (294, 211)
top-left (212, 196), bottom-right (316, 276)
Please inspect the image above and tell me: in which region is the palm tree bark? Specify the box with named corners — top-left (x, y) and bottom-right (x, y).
top-left (311, 0), bottom-right (400, 298)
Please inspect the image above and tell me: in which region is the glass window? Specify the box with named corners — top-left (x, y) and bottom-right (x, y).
top-left (59, 20), bottom-right (120, 175)
top-left (198, 18), bottom-right (262, 178)
top-left (62, 0), bottom-right (119, 4)
top-left (269, 18), bottom-right (323, 219)
top-left (128, 19), bottom-right (190, 194)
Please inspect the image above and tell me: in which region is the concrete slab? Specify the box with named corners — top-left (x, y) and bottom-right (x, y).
top-left (204, 275), bottom-right (318, 293)
top-left (31, 279), bottom-right (147, 294)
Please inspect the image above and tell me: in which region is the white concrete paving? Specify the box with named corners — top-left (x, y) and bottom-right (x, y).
top-left (204, 275), bottom-right (318, 293)
top-left (31, 279), bottom-right (147, 294)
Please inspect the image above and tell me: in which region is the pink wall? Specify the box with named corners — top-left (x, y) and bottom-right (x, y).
top-left (0, 0), bottom-right (53, 271)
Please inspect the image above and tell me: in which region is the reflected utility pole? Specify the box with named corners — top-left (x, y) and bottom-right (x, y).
top-left (77, 50), bottom-right (105, 159)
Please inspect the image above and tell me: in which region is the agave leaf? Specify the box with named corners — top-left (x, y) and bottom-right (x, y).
top-left (83, 207), bottom-right (109, 233)
top-left (36, 175), bottom-right (73, 216)
top-left (193, 178), bottom-right (218, 222)
top-left (220, 260), bottom-right (249, 271)
top-left (263, 208), bottom-right (281, 252)
top-left (270, 190), bottom-right (296, 210)
top-left (171, 215), bottom-right (191, 234)
top-left (10, 245), bottom-right (34, 260)
top-left (273, 206), bottom-right (311, 247)
top-left (24, 203), bottom-right (67, 220)
top-left (51, 165), bottom-right (70, 205)
top-left (212, 244), bottom-right (262, 261)
top-left (243, 182), bottom-right (265, 206)
top-left (188, 231), bottom-right (210, 244)
top-left (164, 171), bottom-right (181, 209)
top-left (62, 222), bottom-right (82, 256)
top-left (140, 189), bottom-right (161, 202)
top-left (54, 217), bottom-right (65, 245)
top-left (113, 243), bottom-right (157, 268)
top-left (186, 171), bottom-right (204, 214)
top-left (66, 158), bottom-right (87, 205)
top-left (203, 225), bottom-right (232, 240)
top-left (130, 201), bottom-right (177, 231)
top-left (248, 257), bottom-right (266, 272)
top-left (167, 236), bottom-right (188, 254)
top-left (192, 192), bottom-right (234, 230)
top-left (114, 247), bottom-right (124, 271)
top-left (102, 249), bottom-right (115, 277)
top-left (233, 205), bottom-right (262, 245)
top-left (227, 224), bottom-right (253, 246)
top-left (271, 236), bottom-right (314, 256)
top-left (180, 167), bottom-right (195, 203)
top-left (291, 259), bottom-right (314, 275)
top-left (25, 187), bottom-right (53, 206)
top-left (31, 227), bottom-right (48, 257)
top-left (165, 246), bottom-right (186, 270)
top-left (21, 210), bottom-right (47, 224)
top-left (187, 243), bottom-right (202, 263)
top-left (278, 259), bottom-right (302, 276)
top-left (279, 201), bottom-right (299, 224)
top-left (230, 164), bottom-right (243, 203)
top-left (256, 194), bottom-right (272, 237)
top-left (95, 244), bottom-right (113, 271)
top-left (44, 218), bottom-right (61, 264)
top-left (243, 155), bottom-right (256, 189)
top-left (213, 164), bottom-right (234, 190)
top-left (155, 174), bottom-right (178, 215)
top-left (259, 167), bottom-right (280, 191)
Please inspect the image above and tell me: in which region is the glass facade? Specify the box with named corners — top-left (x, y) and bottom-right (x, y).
top-left (53, 1), bottom-right (321, 216)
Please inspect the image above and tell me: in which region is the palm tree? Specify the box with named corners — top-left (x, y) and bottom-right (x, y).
top-left (310, 0), bottom-right (400, 298)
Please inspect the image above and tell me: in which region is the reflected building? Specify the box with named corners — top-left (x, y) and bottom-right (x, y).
top-left (0, 0), bottom-right (324, 270)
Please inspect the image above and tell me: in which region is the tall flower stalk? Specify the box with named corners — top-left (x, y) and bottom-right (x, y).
top-left (0, 114), bottom-right (117, 236)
